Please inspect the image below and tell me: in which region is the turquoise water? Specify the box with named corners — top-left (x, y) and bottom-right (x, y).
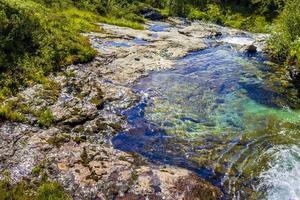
top-left (113, 41), bottom-right (300, 199)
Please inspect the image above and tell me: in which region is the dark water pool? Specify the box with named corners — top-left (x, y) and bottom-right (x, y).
top-left (112, 42), bottom-right (300, 199)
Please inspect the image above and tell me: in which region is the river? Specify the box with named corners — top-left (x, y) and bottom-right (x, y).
top-left (112, 22), bottom-right (300, 200)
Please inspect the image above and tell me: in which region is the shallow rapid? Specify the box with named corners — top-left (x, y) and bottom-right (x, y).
top-left (112, 23), bottom-right (300, 200)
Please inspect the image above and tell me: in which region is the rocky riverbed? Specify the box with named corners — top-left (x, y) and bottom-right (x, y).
top-left (0, 18), bottom-right (273, 199)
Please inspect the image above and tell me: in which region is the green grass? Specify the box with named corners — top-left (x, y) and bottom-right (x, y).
top-left (0, 0), bottom-right (99, 98)
top-left (0, 101), bottom-right (25, 122)
top-left (32, 166), bottom-right (42, 176)
top-left (0, 0), bottom-right (147, 114)
top-left (0, 173), bottom-right (69, 200)
top-left (37, 182), bottom-right (70, 200)
top-left (38, 108), bottom-right (54, 128)
top-left (99, 16), bottom-right (144, 30)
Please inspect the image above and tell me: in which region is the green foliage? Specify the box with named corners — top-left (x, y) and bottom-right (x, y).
top-left (169, 0), bottom-right (283, 32)
top-left (206, 4), bottom-right (223, 23)
top-left (38, 108), bottom-right (54, 128)
top-left (37, 182), bottom-right (70, 200)
top-left (0, 0), bottom-right (152, 104)
top-left (99, 16), bottom-right (144, 29)
top-left (0, 0), bottom-right (98, 97)
top-left (0, 178), bottom-right (69, 200)
top-left (0, 180), bottom-right (33, 200)
top-left (267, 0), bottom-right (300, 63)
top-left (0, 101), bottom-right (25, 122)
top-left (31, 166), bottom-right (42, 175)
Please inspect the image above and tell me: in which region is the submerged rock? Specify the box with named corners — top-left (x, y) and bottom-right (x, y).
top-left (245, 44), bottom-right (257, 54)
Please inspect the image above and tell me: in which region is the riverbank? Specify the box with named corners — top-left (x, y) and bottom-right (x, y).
top-left (0, 18), bottom-right (294, 199)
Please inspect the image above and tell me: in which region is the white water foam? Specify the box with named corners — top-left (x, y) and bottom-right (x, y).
top-left (258, 145), bottom-right (300, 200)
top-left (220, 36), bottom-right (255, 46)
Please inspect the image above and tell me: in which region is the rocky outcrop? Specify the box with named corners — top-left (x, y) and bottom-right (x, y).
top-left (2, 19), bottom-right (267, 199)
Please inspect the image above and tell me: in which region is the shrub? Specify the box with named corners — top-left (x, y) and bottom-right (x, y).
top-left (0, 0), bottom-right (98, 96)
top-left (206, 4), bottom-right (223, 24)
top-left (267, 0), bottom-right (300, 63)
top-left (187, 7), bottom-right (207, 20)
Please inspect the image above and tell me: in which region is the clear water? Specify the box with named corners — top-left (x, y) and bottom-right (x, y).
top-left (132, 38), bottom-right (149, 46)
top-left (148, 22), bottom-right (170, 32)
top-left (112, 40), bottom-right (300, 199)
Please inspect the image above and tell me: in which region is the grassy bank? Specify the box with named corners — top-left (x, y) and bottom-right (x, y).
top-left (0, 0), bottom-right (146, 102)
top-left (0, 0), bottom-right (147, 122)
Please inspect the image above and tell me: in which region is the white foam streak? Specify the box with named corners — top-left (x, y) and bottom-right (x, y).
top-left (258, 146), bottom-right (300, 200)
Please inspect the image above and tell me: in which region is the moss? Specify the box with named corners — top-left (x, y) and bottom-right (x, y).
top-left (90, 96), bottom-right (105, 110)
top-left (0, 179), bottom-right (33, 200)
top-left (0, 171), bottom-right (69, 200)
top-left (72, 125), bottom-right (84, 133)
top-left (64, 71), bottom-right (76, 78)
top-left (0, 101), bottom-right (25, 122)
top-left (47, 134), bottom-right (70, 147)
top-left (32, 166), bottom-right (42, 176)
top-left (40, 80), bottom-right (61, 103)
top-left (72, 136), bottom-right (85, 144)
top-left (38, 109), bottom-right (54, 128)
top-left (131, 171), bottom-right (138, 182)
top-left (0, 87), bottom-right (12, 102)
top-left (37, 182), bottom-right (70, 200)
top-left (80, 147), bottom-right (90, 166)
top-left (118, 156), bottom-right (128, 162)
top-left (127, 170), bottom-right (139, 187)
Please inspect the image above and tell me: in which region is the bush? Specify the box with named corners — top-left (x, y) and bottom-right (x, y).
top-left (206, 4), bottom-right (223, 24)
top-left (187, 7), bottom-right (206, 20)
top-left (267, 0), bottom-right (300, 63)
top-left (0, 0), bottom-right (98, 95)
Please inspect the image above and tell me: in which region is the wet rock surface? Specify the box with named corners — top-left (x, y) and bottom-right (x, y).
top-left (0, 18), bottom-right (269, 199)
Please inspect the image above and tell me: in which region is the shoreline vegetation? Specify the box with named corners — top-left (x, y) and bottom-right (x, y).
top-left (0, 0), bottom-right (299, 199)
top-left (0, 0), bottom-right (299, 98)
